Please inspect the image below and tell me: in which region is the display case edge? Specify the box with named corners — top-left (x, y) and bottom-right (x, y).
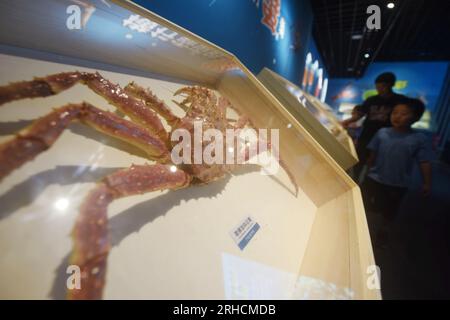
top-left (257, 68), bottom-right (359, 170)
top-left (349, 186), bottom-right (382, 300)
top-left (114, 0), bottom-right (237, 63)
top-left (306, 93), bottom-right (359, 161)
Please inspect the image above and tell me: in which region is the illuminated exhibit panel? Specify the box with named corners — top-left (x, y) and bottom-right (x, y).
top-left (257, 68), bottom-right (359, 170)
top-left (0, 0), bottom-right (377, 299)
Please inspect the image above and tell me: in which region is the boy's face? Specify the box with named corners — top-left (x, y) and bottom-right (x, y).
top-left (391, 104), bottom-right (414, 128)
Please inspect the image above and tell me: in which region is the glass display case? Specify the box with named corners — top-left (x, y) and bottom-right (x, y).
top-left (257, 68), bottom-right (359, 170)
top-left (0, 0), bottom-right (378, 299)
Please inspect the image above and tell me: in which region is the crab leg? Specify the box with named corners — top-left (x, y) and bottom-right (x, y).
top-left (67, 164), bottom-right (192, 300)
top-left (0, 104), bottom-right (80, 181)
top-left (232, 115), bottom-right (299, 197)
top-left (233, 135), bottom-right (298, 196)
top-left (0, 102), bottom-right (170, 181)
top-left (174, 86), bottom-right (218, 118)
top-left (124, 82), bottom-right (180, 126)
top-left (82, 73), bottom-right (169, 143)
top-left (0, 72), bottom-right (169, 144)
top-left (0, 72), bottom-right (83, 105)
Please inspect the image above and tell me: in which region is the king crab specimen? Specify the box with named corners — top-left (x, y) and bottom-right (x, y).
top-left (0, 71), bottom-right (297, 299)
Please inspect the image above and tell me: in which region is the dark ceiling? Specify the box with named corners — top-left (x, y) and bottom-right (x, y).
top-left (310, 0), bottom-right (450, 78)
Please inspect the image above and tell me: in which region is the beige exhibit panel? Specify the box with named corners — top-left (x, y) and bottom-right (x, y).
top-left (257, 68), bottom-right (359, 170)
top-left (0, 0), bottom-right (379, 299)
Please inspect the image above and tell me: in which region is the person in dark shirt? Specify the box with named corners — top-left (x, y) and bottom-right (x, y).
top-left (342, 72), bottom-right (406, 181)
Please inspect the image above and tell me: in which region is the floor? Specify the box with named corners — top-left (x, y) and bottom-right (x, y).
top-left (363, 161), bottom-right (450, 299)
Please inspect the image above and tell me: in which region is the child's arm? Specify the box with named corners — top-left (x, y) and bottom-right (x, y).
top-left (419, 161), bottom-right (432, 196)
top-left (341, 103), bottom-right (367, 128)
top-left (341, 111), bottom-right (364, 128)
top-left (342, 115), bottom-right (361, 128)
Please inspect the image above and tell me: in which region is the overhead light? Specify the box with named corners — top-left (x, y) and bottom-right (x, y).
top-left (387, 2), bottom-right (395, 9)
top-left (351, 34), bottom-right (363, 40)
top-left (364, 53), bottom-right (370, 58)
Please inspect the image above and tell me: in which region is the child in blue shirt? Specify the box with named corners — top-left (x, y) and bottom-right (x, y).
top-left (361, 98), bottom-right (432, 247)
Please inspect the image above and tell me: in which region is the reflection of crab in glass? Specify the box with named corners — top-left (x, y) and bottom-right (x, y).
top-left (0, 71), bottom-right (297, 299)
top-left (201, 58), bottom-right (241, 73)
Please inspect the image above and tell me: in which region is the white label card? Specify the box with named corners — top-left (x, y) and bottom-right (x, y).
top-left (230, 216), bottom-right (260, 250)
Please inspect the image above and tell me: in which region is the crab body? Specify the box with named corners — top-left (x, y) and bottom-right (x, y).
top-left (0, 71), bottom-right (295, 299)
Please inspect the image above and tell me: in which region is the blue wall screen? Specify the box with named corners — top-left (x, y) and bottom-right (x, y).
top-left (133, 0), bottom-right (314, 84)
